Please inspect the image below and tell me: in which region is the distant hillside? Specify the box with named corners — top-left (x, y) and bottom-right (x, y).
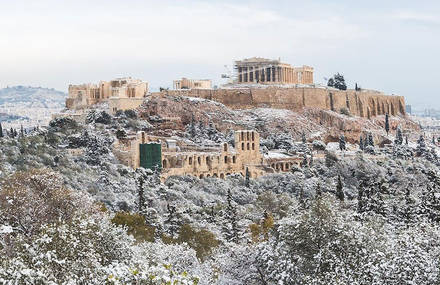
top-left (0, 86), bottom-right (67, 108)
top-left (0, 86), bottom-right (67, 128)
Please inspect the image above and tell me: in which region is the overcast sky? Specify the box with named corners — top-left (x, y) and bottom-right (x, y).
top-left (0, 0), bottom-right (439, 109)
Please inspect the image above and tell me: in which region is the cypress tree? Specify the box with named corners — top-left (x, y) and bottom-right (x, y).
top-left (339, 134), bottom-right (346, 151)
top-left (359, 136), bottom-right (364, 150)
top-left (190, 114), bottom-right (196, 138)
top-left (395, 126), bottom-right (403, 145)
top-left (20, 125), bottom-right (24, 137)
top-left (301, 132), bottom-right (306, 144)
top-left (405, 135), bottom-right (408, 145)
top-left (358, 182), bottom-right (365, 213)
top-left (336, 175), bottom-right (344, 201)
top-left (368, 133), bottom-right (374, 147)
top-left (137, 173), bottom-right (145, 213)
top-left (385, 113), bottom-right (390, 135)
top-left (245, 167), bottom-right (250, 188)
top-left (0, 123), bottom-right (3, 138)
top-left (224, 189), bottom-right (239, 243)
top-left (316, 182), bottom-right (322, 197)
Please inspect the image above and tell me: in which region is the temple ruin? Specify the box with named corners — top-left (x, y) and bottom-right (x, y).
top-left (234, 57), bottom-right (314, 85)
top-left (66, 77), bottom-right (148, 113)
top-left (173, 78), bottom-right (212, 90)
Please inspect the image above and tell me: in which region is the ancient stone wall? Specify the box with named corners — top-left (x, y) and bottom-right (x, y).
top-left (164, 87), bottom-right (405, 118)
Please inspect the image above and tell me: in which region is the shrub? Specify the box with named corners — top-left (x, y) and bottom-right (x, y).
top-left (111, 212), bottom-right (155, 242)
top-left (124, 109), bottom-right (137, 119)
top-left (340, 107), bottom-right (351, 116)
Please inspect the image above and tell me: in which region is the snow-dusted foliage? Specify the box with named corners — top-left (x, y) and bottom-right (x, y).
top-left (3, 110), bottom-right (440, 283)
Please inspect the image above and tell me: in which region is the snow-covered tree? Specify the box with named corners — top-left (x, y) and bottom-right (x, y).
top-left (339, 134), bottom-right (346, 151)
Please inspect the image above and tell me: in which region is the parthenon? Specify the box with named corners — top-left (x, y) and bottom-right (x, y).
top-left (234, 57), bottom-right (314, 85)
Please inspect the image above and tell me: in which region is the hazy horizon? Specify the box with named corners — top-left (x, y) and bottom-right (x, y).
top-left (1, 0), bottom-right (439, 109)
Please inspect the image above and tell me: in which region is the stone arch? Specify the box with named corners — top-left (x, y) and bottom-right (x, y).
top-left (285, 163), bottom-right (289, 170)
top-left (220, 173), bottom-right (225, 179)
top-left (223, 143), bottom-right (228, 152)
top-left (252, 131), bottom-right (255, 141)
top-left (213, 173), bottom-right (218, 178)
top-left (224, 156), bottom-right (228, 163)
top-left (226, 172), bottom-right (231, 176)
top-left (162, 159), bottom-right (168, 168)
top-left (247, 143), bottom-right (250, 150)
top-left (189, 157), bottom-right (193, 165)
top-left (252, 143), bottom-right (255, 150)
top-left (199, 174), bottom-right (204, 179)
top-left (207, 174), bottom-right (211, 177)
top-left (233, 156), bottom-right (236, 163)
top-left (197, 156), bottom-right (201, 165)
top-left (241, 142), bottom-right (245, 150)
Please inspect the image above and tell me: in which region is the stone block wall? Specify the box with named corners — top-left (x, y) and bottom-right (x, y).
top-left (165, 87), bottom-right (406, 118)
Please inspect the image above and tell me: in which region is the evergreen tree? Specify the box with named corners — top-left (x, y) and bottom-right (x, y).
top-left (301, 153), bottom-right (308, 168)
top-left (298, 187), bottom-right (306, 208)
top-left (339, 134), bottom-right (346, 151)
top-left (136, 171), bottom-right (146, 213)
top-left (433, 136), bottom-right (436, 145)
top-left (405, 135), bottom-right (408, 145)
top-left (395, 126), bottom-right (403, 145)
top-left (301, 132), bottom-right (306, 144)
top-left (359, 136), bottom-right (364, 150)
top-left (20, 125), bottom-right (24, 137)
top-left (224, 189), bottom-right (239, 243)
top-left (336, 175), bottom-right (344, 201)
top-left (416, 135), bottom-right (427, 157)
top-left (358, 182), bottom-right (365, 213)
top-left (327, 73), bottom-right (347, 90)
top-left (0, 123), bottom-right (3, 138)
top-left (368, 133), bottom-right (374, 147)
top-left (385, 113), bottom-right (390, 135)
top-left (10, 127), bottom-right (14, 138)
top-left (327, 78), bottom-right (335, 87)
top-left (190, 114), bottom-right (196, 138)
top-left (245, 167), bottom-right (250, 188)
top-left (207, 120), bottom-right (216, 139)
top-left (164, 203), bottom-right (181, 238)
top-left (315, 183), bottom-right (322, 197)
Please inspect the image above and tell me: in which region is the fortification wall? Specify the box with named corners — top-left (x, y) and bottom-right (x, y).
top-left (164, 87), bottom-right (405, 118)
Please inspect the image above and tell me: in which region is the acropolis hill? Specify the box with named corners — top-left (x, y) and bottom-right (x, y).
top-left (65, 57), bottom-right (406, 118)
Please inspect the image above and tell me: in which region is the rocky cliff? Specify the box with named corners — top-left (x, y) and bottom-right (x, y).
top-left (138, 94), bottom-right (418, 145)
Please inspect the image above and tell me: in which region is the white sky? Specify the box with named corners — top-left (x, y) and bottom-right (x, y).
top-left (0, 0), bottom-right (439, 109)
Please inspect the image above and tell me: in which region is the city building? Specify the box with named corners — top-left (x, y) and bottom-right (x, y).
top-left (234, 57), bottom-right (314, 85)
